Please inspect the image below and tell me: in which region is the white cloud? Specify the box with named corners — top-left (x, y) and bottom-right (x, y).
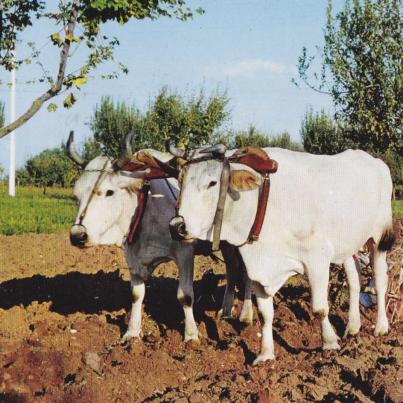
top-left (208, 58), bottom-right (293, 78)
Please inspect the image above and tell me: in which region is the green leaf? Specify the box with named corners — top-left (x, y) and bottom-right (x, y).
top-left (65, 33), bottom-right (80, 43)
top-left (63, 93), bottom-right (76, 109)
top-left (73, 76), bottom-right (88, 89)
top-left (50, 33), bottom-right (63, 47)
top-left (47, 103), bottom-right (58, 112)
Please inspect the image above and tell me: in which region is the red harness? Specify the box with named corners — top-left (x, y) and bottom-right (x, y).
top-left (122, 148), bottom-right (277, 246)
top-left (229, 148), bottom-right (278, 244)
top-left (121, 159), bottom-right (177, 245)
top-left (126, 182), bottom-right (150, 244)
top-left (175, 147), bottom-right (278, 250)
top-left (248, 173), bottom-right (271, 242)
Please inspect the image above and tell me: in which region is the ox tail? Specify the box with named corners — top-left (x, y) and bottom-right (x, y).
top-left (378, 227), bottom-right (395, 252)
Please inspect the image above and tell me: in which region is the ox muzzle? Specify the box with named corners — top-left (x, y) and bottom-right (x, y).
top-left (169, 215), bottom-right (188, 241)
top-left (70, 224), bottom-right (88, 247)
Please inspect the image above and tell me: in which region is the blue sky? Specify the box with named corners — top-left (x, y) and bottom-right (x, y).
top-left (0, 0), bottom-right (342, 172)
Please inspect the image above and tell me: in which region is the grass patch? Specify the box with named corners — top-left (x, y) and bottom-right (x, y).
top-left (392, 200), bottom-right (403, 219)
top-left (0, 185), bottom-right (401, 236)
top-left (0, 185), bottom-right (76, 235)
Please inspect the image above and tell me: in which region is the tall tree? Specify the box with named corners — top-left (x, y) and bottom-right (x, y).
top-left (91, 88), bottom-right (230, 158)
top-left (231, 126), bottom-right (303, 151)
top-left (296, 0), bottom-right (402, 153)
top-left (0, 1), bottom-right (202, 139)
top-left (90, 96), bottom-right (144, 158)
top-left (300, 108), bottom-right (352, 154)
top-left (0, 101), bottom-right (4, 128)
top-left (25, 148), bottom-right (74, 193)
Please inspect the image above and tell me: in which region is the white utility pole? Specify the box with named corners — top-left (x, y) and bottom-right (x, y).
top-left (8, 54), bottom-right (16, 197)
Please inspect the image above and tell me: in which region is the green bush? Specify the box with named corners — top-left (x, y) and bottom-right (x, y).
top-left (91, 88), bottom-right (230, 158)
top-left (25, 148), bottom-right (79, 193)
top-left (297, 0), bottom-right (402, 154)
top-left (300, 108), bottom-right (352, 155)
top-left (372, 150), bottom-right (402, 199)
top-left (230, 126), bottom-right (303, 151)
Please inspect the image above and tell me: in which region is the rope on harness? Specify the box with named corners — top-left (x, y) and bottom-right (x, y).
top-left (164, 178), bottom-right (177, 202)
top-left (77, 159), bottom-right (110, 225)
top-left (209, 251), bottom-right (225, 263)
top-left (211, 158), bottom-right (230, 251)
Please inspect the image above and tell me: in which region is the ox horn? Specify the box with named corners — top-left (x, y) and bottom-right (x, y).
top-left (114, 130), bottom-right (134, 169)
top-left (200, 144), bottom-right (227, 155)
top-left (66, 131), bottom-right (87, 168)
top-left (168, 142), bottom-right (186, 159)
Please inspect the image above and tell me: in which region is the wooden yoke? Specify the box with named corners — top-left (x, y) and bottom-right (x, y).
top-left (121, 151), bottom-right (179, 179)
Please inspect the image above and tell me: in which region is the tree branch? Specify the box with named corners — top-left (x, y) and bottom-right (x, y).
top-left (300, 76), bottom-right (333, 95)
top-left (0, 8), bottom-right (77, 140)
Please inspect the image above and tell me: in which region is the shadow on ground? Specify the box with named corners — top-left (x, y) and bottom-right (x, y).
top-left (0, 269), bottom-right (232, 339)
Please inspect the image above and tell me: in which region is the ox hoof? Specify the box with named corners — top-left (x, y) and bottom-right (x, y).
top-left (239, 306), bottom-right (253, 325)
top-left (322, 341), bottom-right (341, 351)
top-left (374, 322), bottom-right (389, 336)
top-left (344, 321), bottom-right (361, 338)
top-left (252, 353), bottom-right (275, 366)
top-left (121, 330), bottom-right (141, 343)
top-left (184, 330), bottom-right (200, 343)
top-left (239, 315), bottom-right (253, 325)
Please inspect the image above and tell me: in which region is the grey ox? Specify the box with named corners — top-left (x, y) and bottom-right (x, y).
top-left (66, 132), bottom-right (253, 343)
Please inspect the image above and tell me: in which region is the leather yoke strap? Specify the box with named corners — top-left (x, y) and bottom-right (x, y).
top-left (126, 183), bottom-right (150, 244)
top-left (248, 174), bottom-right (271, 242)
top-left (212, 158), bottom-right (230, 251)
top-left (227, 147), bottom-right (276, 244)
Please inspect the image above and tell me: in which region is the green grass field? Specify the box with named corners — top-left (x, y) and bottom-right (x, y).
top-left (0, 185), bottom-right (402, 236)
top-left (0, 185), bottom-right (76, 235)
top-left (393, 199), bottom-right (403, 219)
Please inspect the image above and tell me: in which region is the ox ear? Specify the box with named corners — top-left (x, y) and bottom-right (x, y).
top-left (230, 169), bottom-right (260, 191)
top-left (117, 176), bottom-right (143, 193)
top-left (176, 157), bottom-right (188, 167)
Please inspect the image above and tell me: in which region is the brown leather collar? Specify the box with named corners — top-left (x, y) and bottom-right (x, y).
top-left (126, 182), bottom-right (150, 244)
top-left (179, 148), bottom-right (277, 249)
top-left (247, 173), bottom-right (271, 242)
top-left (213, 162), bottom-right (272, 247)
top-left (230, 147), bottom-right (277, 243)
top-left (121, 155), bottom-right (179, 244)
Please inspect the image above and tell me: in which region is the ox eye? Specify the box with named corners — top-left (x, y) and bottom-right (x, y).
top-left (106, 190), bottom-right (114, 197)
top-left (208, 181), bottom-right (217, 189)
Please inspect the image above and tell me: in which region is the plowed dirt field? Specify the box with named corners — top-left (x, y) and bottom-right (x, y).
top-left (0, 220), bottom-right (401, 402)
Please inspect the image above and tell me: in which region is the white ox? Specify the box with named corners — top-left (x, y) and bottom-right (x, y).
top-left (67, 135), bottom-right (252, 342)
top-left (171, 147), bottom-right (394, 364)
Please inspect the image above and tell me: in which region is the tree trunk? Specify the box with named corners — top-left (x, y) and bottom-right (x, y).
top-left (0, 8), bottom-right (77, 139)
